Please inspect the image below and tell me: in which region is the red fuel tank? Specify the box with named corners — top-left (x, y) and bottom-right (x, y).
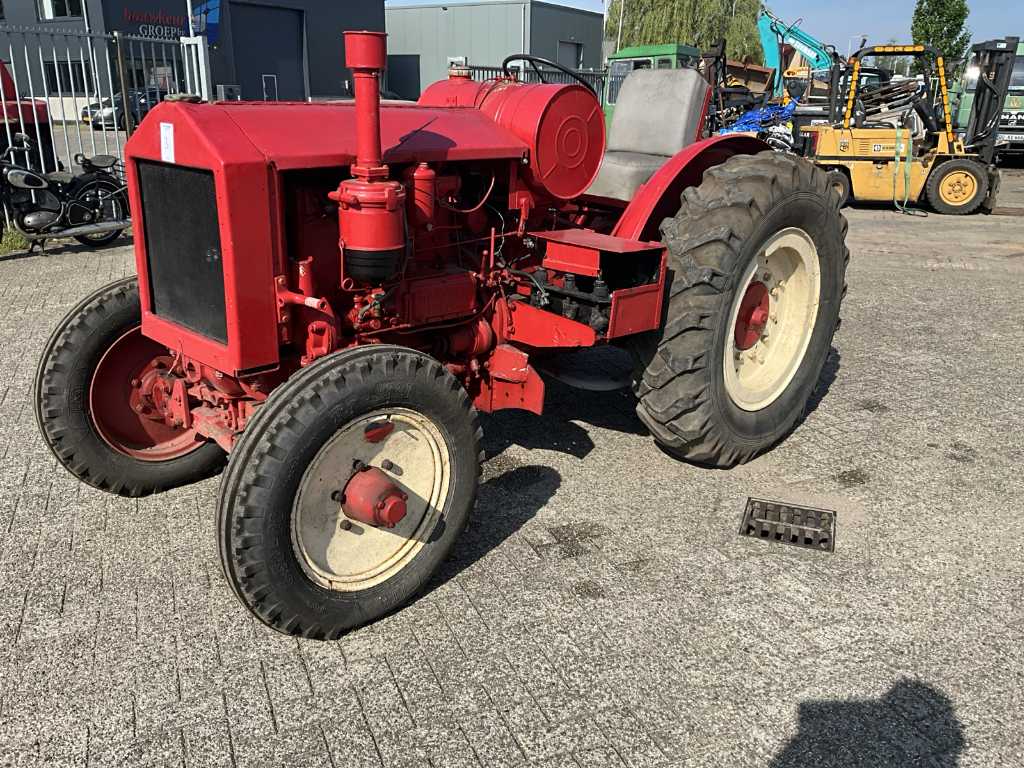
top-left (420, 76), bottom-right (605, 201)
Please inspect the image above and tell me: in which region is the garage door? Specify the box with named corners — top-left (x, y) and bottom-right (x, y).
top-left (230, 3), bottom-right (305, 101)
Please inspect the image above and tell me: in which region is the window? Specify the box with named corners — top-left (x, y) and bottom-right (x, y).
top-left (1011, 56), bottom-right (1024, 90)
top-left (37, 0), bottom-right (82, 21)
top-left (43, 60), bottom-right (93, 95)
top-left (657, 58), bottom-right (673, 69)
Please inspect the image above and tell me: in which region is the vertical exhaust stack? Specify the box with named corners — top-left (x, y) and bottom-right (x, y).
top-left (345, 30), bottom-right (387, 178)
top-left (331, 31), bottom-right (408, 286)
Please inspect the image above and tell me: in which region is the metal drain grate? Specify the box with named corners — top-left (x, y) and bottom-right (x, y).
top-left (739, 498), bottom-right (835, 552)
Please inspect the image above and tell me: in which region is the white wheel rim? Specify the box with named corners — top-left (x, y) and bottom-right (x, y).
top-left (291, 408), bottom-right (451, 591)
top-left (723, 227), bottom-right (821, 412)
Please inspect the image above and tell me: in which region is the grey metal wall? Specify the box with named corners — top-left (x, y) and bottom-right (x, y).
top-left (207, 0), bottom-right (385, 99)
top-left (529, 1), bottom-right (602, 71)
top-left (385, 1), bottom-right (529, 98)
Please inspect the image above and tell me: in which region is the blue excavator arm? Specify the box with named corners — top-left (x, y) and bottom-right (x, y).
top-left (758, 6), bottom-right (836, 97)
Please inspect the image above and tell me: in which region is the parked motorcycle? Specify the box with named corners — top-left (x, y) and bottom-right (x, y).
top-left (0, 133), bottom-right (130, 249)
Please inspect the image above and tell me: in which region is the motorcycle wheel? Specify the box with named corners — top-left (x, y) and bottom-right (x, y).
top-left (72, 177), bottom-right (127, 247)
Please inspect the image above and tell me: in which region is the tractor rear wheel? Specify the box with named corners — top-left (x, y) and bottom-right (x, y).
top-left (925, 158), bottom-right (989, 215)
top-left (34, 277), bottom-right (225, 496)
top-left (631, 151), bottom-right (848, 467)
top-left (217, 345), bottom-right (482, 639)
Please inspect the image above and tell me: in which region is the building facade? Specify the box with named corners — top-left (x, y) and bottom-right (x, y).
top-left (384, 0), bottom-right (603, 99)
top-left (0, 0), bottom-right (385, 101)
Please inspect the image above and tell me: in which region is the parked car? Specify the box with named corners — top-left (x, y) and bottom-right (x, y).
top-left (81, 88), bottom-right (168, 130)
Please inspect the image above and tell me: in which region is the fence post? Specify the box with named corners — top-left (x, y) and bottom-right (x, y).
top-left (180, 35), bottom-right (211, 101)
top-left (113, 31), bottom-right (134, 136)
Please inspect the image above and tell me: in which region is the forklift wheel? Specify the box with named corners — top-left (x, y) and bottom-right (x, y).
top-left (631, 151), bottom-right (848, 467)
top-left (925, 158), bottom-right (989, 215)
top-left (826, 169), bottom-right (851, 208)
top-left (217, 345), bottom-right (482, 639)
top-left (34, 277), bottom-right (225, 496)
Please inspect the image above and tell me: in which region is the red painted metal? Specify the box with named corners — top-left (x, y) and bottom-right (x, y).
top-left (420, 76), bottom-right (605, 201)
top-left (475, 344), bottom-right (546, 415)
top-left (342, 466), bottom-right (408, 528)
top-left (0, 61), bottom-right (49, 128)
top-left (611, 134), bottom-right (768, 242)
top-left (343, 31), bottom-right (387, 176)
top-left (734, 282), bottom-right (770, 350)
top-left (364, 421), bottom-right (395, 443)
top-left (505, 300), bottom-right (597, 348)
top-left (117, 30), bottom-right (771, 447)
top-left (90, 327), bottom-right (203, 461)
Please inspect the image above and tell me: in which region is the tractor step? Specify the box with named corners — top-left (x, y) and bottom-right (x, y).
top-left (739, 497), bottom-right (835, 552)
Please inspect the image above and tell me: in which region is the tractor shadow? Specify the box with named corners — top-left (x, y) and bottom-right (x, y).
top-left (426, 464), bottom-right (562, 589)
top-left (769, 679), bottom-right (964, 767)
top-left (800, 345), bottom-right (841, 421)
top-left (480, 377), bottom-right (647, 462)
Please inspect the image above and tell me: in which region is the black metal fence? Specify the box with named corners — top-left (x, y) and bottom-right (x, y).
top-left (467, 65), bottom-right (607, 105)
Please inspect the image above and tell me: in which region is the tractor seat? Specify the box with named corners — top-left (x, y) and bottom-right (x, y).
top-left (588, 68), bottom-right (710, 201)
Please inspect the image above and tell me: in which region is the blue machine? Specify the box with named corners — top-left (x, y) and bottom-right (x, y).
top-left (757, 6), bottom-right (837, 99)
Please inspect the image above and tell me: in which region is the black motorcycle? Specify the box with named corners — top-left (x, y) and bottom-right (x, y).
top-left (1, 133), bottom-right (130, 249)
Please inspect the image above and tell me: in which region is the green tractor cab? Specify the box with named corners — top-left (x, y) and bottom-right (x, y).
top-left (604, 44), bottom-right (702, 124)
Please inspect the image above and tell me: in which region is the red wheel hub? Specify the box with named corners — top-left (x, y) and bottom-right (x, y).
top-left (89, 327), bottom-right (203, 461)
top-left (734, 281), bottom-right (770, 350)
top-left (341, 466), bottom-right (408, 528)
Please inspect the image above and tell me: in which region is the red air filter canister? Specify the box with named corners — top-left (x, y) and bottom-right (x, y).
top-left (332, 30), bottom-right (408, 285)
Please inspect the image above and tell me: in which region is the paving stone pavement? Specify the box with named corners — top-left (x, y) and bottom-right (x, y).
top-left (1, 172), bottom-right (1023, 768)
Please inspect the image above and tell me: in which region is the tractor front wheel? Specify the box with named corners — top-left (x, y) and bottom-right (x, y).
top-left (217, 345), bottom-right (482, 639)
top-left (631, 151), bottom-right (848, 467)
top-left (34, 277), bottom-right (225, 496)
top-left (925, 158), bottom-right (989, 215)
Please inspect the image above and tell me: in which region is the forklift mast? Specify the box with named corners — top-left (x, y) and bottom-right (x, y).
top-left (963, 37), bottom-right (1020, 164)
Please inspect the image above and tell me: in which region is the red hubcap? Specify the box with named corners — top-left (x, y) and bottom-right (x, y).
top-left (734, 281), bottom-right (770, 350)
top-left (89, 327), bottom-right (203, 461)
top-left (341, 466), bottom-right (409, 528)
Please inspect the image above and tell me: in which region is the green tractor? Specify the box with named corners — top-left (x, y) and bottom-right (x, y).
top-left (604, 44), bottom-right (702, 124)
top-left (952, 38), bottom-right (1024, 160)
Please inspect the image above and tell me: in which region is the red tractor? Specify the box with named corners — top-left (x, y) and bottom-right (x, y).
top-left (35, 33), bottom-right (847, 639)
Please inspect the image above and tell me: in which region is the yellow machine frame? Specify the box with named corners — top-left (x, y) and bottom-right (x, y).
top-left (803, 44), bottom-right (984, 211)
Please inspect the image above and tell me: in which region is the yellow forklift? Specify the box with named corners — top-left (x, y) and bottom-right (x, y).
top-left (802, 39), bottom-right (1018, 214)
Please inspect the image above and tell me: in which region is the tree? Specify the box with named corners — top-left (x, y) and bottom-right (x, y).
top-left (911, 0), bottom-right (971, 75)
top-left (605, 0), bottom-right (761, 61)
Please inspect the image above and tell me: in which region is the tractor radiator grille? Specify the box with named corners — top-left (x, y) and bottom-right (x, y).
top-left (137, 160), bottom-right (228, 343)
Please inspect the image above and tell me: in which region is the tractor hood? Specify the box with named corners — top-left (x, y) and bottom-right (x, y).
top-left (125, 100), bottom-right (530, 171)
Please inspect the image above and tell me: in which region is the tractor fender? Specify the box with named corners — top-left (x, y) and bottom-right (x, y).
top-left (611, 134), bottom-right (769, 243)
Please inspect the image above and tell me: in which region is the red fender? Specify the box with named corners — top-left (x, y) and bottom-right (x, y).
top-left (611, 134), bottom-right (769, 243)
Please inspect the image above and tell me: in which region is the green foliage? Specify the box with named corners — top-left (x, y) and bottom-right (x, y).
top-left (0, 225), bottom-right (28, 255)
top-left (911, 0), bottom-right (971, 74)
top-left (605, 0), bottom-right (762, 62)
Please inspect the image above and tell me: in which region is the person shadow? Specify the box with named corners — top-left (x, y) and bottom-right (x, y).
top-left (770, 679), bottom-right (965, 767)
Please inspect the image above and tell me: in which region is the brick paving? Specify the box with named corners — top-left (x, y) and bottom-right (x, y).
top-left (0, 172), bottom-right (1023, 767)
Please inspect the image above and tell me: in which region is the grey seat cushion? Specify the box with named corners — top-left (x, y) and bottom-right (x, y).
top-left (588, 68), bottom-right (710, 200)
top-left (586, 151), bottom-right (669, 201)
